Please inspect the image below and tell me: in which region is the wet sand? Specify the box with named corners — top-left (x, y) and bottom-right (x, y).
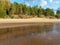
top-left (0, 18), bottom-right (60, 28)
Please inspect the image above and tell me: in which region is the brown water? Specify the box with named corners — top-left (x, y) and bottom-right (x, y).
top-left (0, 23), bottom-right (60, 45)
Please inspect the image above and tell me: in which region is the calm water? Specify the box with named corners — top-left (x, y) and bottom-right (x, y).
top-left (0, 23), bottom-right (60, 45)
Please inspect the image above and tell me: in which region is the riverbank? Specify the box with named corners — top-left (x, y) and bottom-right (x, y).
top-left (0, 18), bottom-right (60, 40)
top-left (0, 18), bottom-right (60, 23)
top-left (0, 18), bottom-right (60, 28)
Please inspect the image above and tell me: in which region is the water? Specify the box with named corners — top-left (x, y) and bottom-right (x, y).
top-left (0, 23), bottom-right (60, 45)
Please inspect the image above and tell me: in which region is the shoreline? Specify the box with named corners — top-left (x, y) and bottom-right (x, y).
top-left (0, 18), bottom-right (60, 28)
top-left (0, 18), bottom-right (60, 40)
top-left (0, 18), bottom-right (60, 23)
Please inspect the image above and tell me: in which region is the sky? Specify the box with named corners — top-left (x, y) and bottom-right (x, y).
top-left (10, 0), bottom-right (60, 10)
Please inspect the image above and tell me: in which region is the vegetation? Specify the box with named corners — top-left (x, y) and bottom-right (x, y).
top-left (0, 0), bottom-right (60, 18)
top-left (55, 10), bottom-right (60, 18)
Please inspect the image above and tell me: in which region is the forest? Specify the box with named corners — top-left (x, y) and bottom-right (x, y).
top-left (0, 0), bottom-right (60, 18)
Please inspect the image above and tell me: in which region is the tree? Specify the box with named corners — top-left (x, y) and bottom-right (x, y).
top-left (0, 7), bottom-right (6, 18)
top-left (56, 10), bottom-right (60, 18)
top-left (44, 8), bottom-right (54, 16)
top-left (8, 3), bottom-right (15, 15)
top-left (33, 6), bottom-right (38, 15)
top-left (30, 6), bottom-right (38, 16)
top-left (0, 1), bottom-right (7, 18)
top-left (26, 6), bottom-right (31, 15)
top-left (1, 0), bottom-right (10, 15)
top-left (13, 2), bottom-right (19, 15)
top-left (0, 0), bottom-right (57, 18)
top-left (19, 4), bottom-right (26, 15)
top-left (37, 6), bottom-right (45, 17)
top-left (18, 4), bottom-right (24, 15)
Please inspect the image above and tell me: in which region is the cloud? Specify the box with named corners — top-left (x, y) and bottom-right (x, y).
top-left (28, 0), bottom-right (36, 4)
top-left (49, 0), bottom-right (59, 6)
top-left (50, 0), bottom-right (53, 3)
top-left (32, 0), bottom-right (36, 4)
top-left (40, 0), bottom-right (47, 7)
top-left (53, 1), bottom-right (59, 5)
top-left (23, 0), bottom-right (35, 2)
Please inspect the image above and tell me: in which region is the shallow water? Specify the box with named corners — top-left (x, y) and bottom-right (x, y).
top-left (0, 23), bottom-right (60, 45)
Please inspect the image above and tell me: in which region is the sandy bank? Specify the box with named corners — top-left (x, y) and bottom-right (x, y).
top-left (0, 18), bottom-right (60, 23)
top-left (0, 18), bottom-right (60, 28)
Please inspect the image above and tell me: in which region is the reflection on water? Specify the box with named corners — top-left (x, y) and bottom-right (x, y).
top-left (0, 23), bottom-right (60, 45)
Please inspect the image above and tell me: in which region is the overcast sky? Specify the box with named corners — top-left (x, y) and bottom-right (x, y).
top-left (10, 0), bottom-right (60, 10)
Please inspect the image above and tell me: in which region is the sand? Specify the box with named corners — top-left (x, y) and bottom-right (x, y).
top-left (0, 18), bottom-right (60, 28)
top-left (0, 18), bottom-right (60, 23)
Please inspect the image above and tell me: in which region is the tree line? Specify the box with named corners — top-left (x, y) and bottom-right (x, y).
top-left (0, 0), bottom-right (60, 18)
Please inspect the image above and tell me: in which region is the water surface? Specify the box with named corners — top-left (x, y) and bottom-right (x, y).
top-left (0, 23), bottom-right (60, 45)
